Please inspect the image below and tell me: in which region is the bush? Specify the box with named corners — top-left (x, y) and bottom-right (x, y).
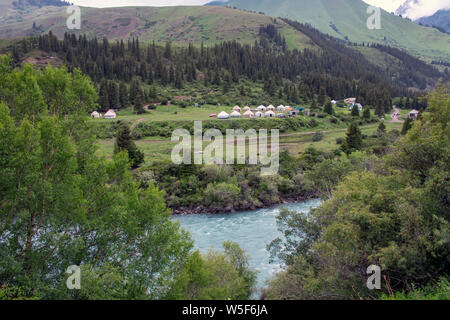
top-left (312, 131), bottom-right (324, 142)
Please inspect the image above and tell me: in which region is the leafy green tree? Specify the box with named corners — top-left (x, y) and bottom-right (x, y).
top-left (0, 62), bottom-right (193, 300)
top-left (167, 242), bottom-right (256, 300)
top-left (266, 83), bottom-right (450, 300)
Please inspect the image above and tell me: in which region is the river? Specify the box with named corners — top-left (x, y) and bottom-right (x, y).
top-left (173, 199), bottom-right (322, 294)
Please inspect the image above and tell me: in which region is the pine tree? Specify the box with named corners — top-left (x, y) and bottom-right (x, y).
top-left (375, 104), bottom-right (384, 118)
top-left (98, 79), bottom-right (110, 111)
top-left (114, 123), bottom-right (144, 169)
top-left (401, 117), bottom-right (413, 135)
top-left (351, 105), bottom-right (360, 117)
top-left (342, 122), bottom-right (363, 154)
top-left (119, 82), bottom-right (128, 109)
top-left (363, 107), bottom-right (371, 119)
top-left (318, 87), bottom-right (326, 105)
top-left (324, 100), bottom-right (334, 115)
top-left (377, 121), bottom-right (386, 135)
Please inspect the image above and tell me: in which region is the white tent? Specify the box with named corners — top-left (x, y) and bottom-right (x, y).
top-left (243, 106), bottom-right (251, 111)
top-left (104, 109), bottom-right (116, 119)
top-left (257, 105), bottom-right (266, 111)
top-left (243, 110), bottom-right (254, 118)
top-left (267, 105), bottom-right (275, 111)
top-left (230, 111), bottom-right (241, 118)
top-left (265, 110), bottom-right (275, 118)
top-left (217, 111), bottom-right (229, 119)
top-left (233, 105), bottom-right (241, 112)
top-left (277, 105), bottom-right (285, 111)
top-left (255, 111), bottom-right (264, 118)
top-left (91, 111), bottom-right (100, 118)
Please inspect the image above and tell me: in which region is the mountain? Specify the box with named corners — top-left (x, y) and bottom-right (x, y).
top-left (224, 0), bottom-right (450, 62)
top-left (0, 4), bottom-right (318, 50)
top-left (416, 9), bottom-right (450, 34)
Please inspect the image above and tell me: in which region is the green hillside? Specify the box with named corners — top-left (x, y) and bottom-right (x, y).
top-left (0, 4), bottom-right (316, 50)
top-left (226, 0), bottom-right (450, 62)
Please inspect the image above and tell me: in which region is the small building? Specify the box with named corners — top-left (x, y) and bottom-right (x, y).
top-left (277, 105), bottom-right (286, 111)
top-left (349, 103), bottom-right (363, 111)
top-left (344, 98), bottom-right (357, 105)
top-left (233, 105), bottom-right (241, 112)
top-left (91, 111), bottom-right (100, 119)
top-left (217, 111), bottom-right (229, 119)
top-left (289, 110), bottom-right (300, 116)
top-left (409, 109), bottom-right (419, 120)
top-left (265, 110), bottom-right (275, 118)
top-left (255, 111), bottom-right (264, 118)
top-left (104, 109), bottom-right (116, 119)
top-left (243, 110), bottom-right (255, 118)
top-left (230, 111), bottom-right (241, 118)
top-left (257, 105), bottom-right (266, 112)
top-left (267, 105), bottom-right (275, 111)
top-left (243, 106), bottom-right (251, 112)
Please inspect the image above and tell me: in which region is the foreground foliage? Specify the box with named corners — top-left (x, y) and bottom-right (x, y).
top-left (266, 83), bottom-right (449, 299)
top-left (0, 56), bottom-right (256, 300)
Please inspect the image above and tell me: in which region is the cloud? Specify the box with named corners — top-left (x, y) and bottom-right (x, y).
top-left (364, 0), bottom-right (450, 19)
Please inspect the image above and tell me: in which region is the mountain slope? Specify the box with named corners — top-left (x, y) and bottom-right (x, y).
top-left (225, 0), bottom-right (450, 62)
top-left (0, 5), bottom-right (317, 50)
top-left (416, 10), bottom-right (450, 34)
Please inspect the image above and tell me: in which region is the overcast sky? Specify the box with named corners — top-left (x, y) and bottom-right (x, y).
top-left (69, 0), bottom-right (450, 19)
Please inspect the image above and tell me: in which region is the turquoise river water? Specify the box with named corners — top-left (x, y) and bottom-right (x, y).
top-left (173, 199), bottom-right (321, 293)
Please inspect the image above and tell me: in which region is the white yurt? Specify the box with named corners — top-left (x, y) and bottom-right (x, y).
top-left (285, 106), bottom-right (292, 111)
top-left (267, 105), bottom-right (275, 111)
top-left (277, 105), bottom-right (285, 111)
top-left (217, 111), bottom-right (230, 119)
top-left (265, 110), bottom-right (275, 118)
top-left (255, 111), bottom-right (264, 118)
top-left (233, 105), bottom-right (241, 112)
top-left (243, 106), bottom-right (251, 111)
top-left (230, 110), bottom-right (241, 118)
top-left (104, 109), bottom-right (116, 119)
top-left (243, 110), bottom-right (254, 118)
top-left (91, 111), bottom-right (100, 118)
top-left (257, 105), bottom-right (266, 111)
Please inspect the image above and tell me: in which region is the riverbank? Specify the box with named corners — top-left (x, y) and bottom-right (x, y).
top-left (171, 193), bottom-right (318, 215)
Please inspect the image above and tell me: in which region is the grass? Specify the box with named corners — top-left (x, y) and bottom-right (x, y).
top-left (96, 116), bottom-right (403, 166)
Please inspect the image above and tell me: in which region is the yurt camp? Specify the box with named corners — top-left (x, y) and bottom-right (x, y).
top-left (243, 110), bottom-right (255, 118)
top-left (217, 111), bottom-right (229, 119)
top-left (265, 110), bottom-right (275, 118)
top-left (91, 111), bottom-right (100, 118)
top-left (104, 109), bottom-right (117, 119)
top-left (230, 110), bottom-right (241, 118)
